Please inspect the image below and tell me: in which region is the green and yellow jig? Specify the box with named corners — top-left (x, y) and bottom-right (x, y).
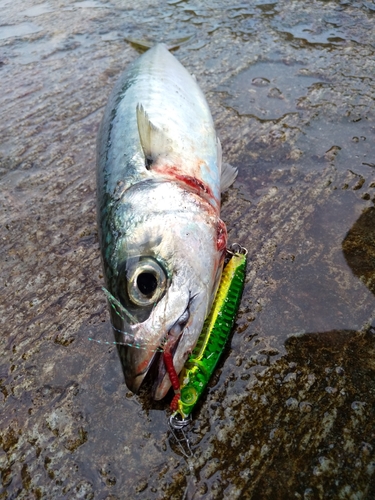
top-left (172, 246), bottom-right (247, 421)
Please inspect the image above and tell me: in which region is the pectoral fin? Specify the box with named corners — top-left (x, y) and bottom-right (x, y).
top-left (217, 137), bottom-right (238, 191)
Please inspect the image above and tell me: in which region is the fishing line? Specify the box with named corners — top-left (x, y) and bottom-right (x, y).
top-left (88, 337), bottom-right (164, 352)
top-left (89, 287), bottom-right (167, 352)
top-left (102, 287), bottom-right (138, 324)
top-left (88, 331), bottom-right (164, 352)
top-left (88, 320), bottom-right (166, 352)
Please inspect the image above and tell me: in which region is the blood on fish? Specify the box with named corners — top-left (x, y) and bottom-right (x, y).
top-left (175, 174), bottom-right (213, 197)
top-left (217, 218), bottom-right (227, 252)
top-left (153, 165), bottom-right (218, 208)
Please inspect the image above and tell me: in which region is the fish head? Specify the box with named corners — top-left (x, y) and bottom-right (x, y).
top-left (102, 181), bottom-right (225, 398)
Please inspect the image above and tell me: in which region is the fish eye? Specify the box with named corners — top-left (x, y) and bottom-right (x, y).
top-left (127, 258), bottom-right (167, 306)
top-left (137, 272), bottom-right (158, 295)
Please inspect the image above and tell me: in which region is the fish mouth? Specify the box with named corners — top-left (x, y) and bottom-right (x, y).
top-left (122, 301), bottom-right (191, 396)
top-left (152, 301), bottom-right (193, 400)
top-left (152, 322), bottom-right (185, 399)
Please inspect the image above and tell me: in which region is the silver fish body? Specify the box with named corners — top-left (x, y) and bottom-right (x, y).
top-left (97, 44), bottom-right (235, 399)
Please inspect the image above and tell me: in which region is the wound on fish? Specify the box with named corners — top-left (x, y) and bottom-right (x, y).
top-left (217, 219), bottom-right (227, 252)
top-left (153, 165), bottom-right (218, 208)
top-left (175, 174), bottom-right (213, 197)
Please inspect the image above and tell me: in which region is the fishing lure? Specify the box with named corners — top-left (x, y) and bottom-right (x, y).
top-left (171, 246), bottom-right (247, 421)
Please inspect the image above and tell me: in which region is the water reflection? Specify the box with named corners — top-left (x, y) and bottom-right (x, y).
top-left (0, 22), bottom-right (42, 40)
top-left (221, 59), bottom-right (325, 120)
top-left (21, 3), bottom-right (54, 17)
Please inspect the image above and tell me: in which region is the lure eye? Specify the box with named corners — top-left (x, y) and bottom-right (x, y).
top-left (127, 258), bottom-right (167, 306)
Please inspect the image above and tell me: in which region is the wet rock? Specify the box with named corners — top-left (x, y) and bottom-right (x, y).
top-left (1, 0), bottom-right (375, 498)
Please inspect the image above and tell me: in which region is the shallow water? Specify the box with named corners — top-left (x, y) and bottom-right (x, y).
top-left (1, 0), bottom-right (375, 498)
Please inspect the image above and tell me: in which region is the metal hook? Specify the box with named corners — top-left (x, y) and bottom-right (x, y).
top-left (168, 413), bottom-right (193, 458)
top-left (226, 243), bottom-right (248, 256)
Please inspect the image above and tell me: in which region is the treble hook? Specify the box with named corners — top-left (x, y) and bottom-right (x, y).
top-left (226, 242), bottom-right (248, 256)
top-left (168, 413), bottom-right (193, 458)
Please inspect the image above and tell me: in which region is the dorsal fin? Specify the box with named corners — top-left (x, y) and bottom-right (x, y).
top-left (124, 36), bottom-right (194, 53)
top-left (136, 104), bottom-right (171, 170)
top-left (217, 137), bottom-right (238, 191)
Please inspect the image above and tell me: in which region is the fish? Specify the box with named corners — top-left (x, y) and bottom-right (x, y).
top-left (96, 43), bottom-right (237, 400)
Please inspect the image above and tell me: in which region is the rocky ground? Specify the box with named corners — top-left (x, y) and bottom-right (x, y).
top-left (1, 0), bottom-right (375, 498)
